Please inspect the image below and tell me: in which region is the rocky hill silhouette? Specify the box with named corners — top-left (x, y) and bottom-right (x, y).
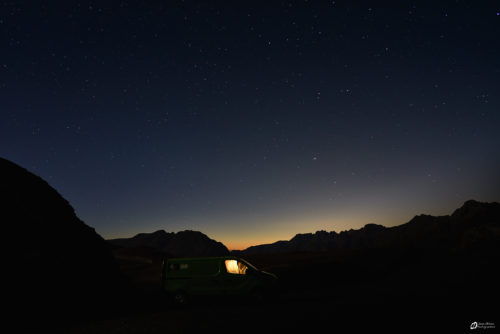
top-left (108, 230), bottom-right (230, 257)
top-left (241, 200), bottom-right (500, 255)
top-left (1, 157), bottom-right (125, 328)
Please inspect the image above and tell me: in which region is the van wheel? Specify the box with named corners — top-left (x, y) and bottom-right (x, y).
top-left (173, 291), bottom-right (189, 306)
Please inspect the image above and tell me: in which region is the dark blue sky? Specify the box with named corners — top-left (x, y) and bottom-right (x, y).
top-left (2, 1), bottom-right (499, 249)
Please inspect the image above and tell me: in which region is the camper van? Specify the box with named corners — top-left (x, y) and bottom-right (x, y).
top-left (161, 256), bottom-right (277, 304)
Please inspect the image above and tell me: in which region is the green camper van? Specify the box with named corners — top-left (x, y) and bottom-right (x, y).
top-left (161, 256), bottom-right (277, 304)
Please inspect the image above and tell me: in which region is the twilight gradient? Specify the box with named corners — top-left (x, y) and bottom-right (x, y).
top-left (1, 1), bottom-right (499, 249)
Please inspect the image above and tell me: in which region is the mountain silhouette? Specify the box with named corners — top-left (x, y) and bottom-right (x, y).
top-left (108, 230), bottom-right (230, 257)
top-left (241, 200), bottom-right (500, 255)
top-left (0, 157), bottom-right (124, 327)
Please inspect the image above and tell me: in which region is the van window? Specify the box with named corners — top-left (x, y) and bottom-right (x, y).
top-left (225, 260), bottom-right (248, 275)
top-left (169, 263), bottom-right (189, 271)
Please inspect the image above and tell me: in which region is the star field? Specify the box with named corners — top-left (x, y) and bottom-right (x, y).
top-left (1, 1), bottom-right (499, 249)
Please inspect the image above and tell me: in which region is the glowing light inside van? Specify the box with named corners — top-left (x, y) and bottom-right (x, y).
top-left (225, 260), bottom-right (239, 274)
top-left (225, 260), bottom-right (247, 274)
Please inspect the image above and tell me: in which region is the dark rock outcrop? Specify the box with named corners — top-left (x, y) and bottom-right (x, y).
top-left (1, 157), bottom-right (124, 326)
top-left (108, 230), bottom-right (230, 257)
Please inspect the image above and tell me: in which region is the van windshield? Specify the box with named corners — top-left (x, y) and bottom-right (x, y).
top-left (240, 259), bottom-right (258, 271)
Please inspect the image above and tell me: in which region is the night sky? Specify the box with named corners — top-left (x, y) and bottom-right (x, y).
top-left (2, 1), bottom-right (499, 249)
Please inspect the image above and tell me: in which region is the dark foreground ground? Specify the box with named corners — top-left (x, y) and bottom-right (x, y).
top-left (32, 248), bottom-right (498, 333)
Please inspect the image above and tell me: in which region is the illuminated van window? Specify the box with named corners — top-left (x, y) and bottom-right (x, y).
top-left (225, 260), bottom-right (248, 275)
top-left (180, 263), bottom-right (189, 270)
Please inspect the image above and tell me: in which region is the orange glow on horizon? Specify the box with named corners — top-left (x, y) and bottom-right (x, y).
top-left (104, 205), bottom-right (431, 252)
top-left (215, 206), bottom-right (427, 252)
top-left (225, 241), bottom-right (260, 251)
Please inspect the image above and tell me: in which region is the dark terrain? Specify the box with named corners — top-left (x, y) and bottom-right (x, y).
top-left (69, 243), bottom-right (499, 333)
top-left (109, 229), bottom-right (230, 257)
top-left (2, 157), bottom-right (498, 333)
